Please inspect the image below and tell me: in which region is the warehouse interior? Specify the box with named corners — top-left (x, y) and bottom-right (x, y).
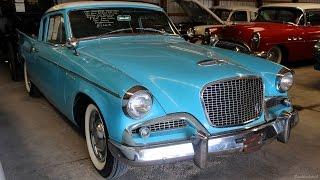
top-left (0, 0), bottom-right (320, 179)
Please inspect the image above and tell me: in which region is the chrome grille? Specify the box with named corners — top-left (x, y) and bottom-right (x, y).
top-left (202, 77), bottom-right (263, 127)
top-left (131, 119), bottom-right (188, 134)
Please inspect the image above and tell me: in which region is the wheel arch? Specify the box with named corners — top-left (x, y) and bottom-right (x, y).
top-left (276, 44), bottom-right (289, 62)
top-left (72, 89), bottom-right (117, 135)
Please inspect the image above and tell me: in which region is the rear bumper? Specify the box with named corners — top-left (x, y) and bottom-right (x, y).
top-left (109, 110), bottom-right (299, 167)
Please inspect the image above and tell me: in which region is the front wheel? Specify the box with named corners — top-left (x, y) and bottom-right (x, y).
top-left (85, 104), bottom-right (128, 179)
top-left (267, 46), bottom-right (283, 64)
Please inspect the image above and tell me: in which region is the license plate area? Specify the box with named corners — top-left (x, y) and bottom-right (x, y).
top-left (242, 132), bottom-right (264, 153)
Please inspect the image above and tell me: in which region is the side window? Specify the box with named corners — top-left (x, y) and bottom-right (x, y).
top-left (230, 11), bottom-right (247, 22)
top-left (306, 10), bottom-right (320, 26)
top-left (47, 15), bottom-right (66, 44)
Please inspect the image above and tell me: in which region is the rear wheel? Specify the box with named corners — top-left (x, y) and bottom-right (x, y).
top-left (267, 46), bottom-right (282, 64)
top-left (24, 61), bottom-right (39, 97)
top-left (85, 104), bottom-right (128, 179)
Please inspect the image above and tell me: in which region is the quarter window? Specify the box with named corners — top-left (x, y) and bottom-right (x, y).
top-left (47, 15), bottom-right (66, 44)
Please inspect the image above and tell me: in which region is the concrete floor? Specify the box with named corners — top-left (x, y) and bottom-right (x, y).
top-left (0, 62), bottom-right (319, 180)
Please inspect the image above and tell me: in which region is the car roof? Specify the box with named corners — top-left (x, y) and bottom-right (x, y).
top-left (262, 3), bottom-right (320, 11)
top-left (46, 1), bottom-right (163, 13)
top-left (211, 5), bottom-right (257, 11)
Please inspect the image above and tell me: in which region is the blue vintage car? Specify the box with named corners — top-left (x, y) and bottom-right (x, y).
top-left (18, 1), bottom-right (299, 179)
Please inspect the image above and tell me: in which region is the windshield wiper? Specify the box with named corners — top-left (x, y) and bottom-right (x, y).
top-left (136, 27), bottom-right (171, 35)
top-left (100, 28), bottom-right (133, 37)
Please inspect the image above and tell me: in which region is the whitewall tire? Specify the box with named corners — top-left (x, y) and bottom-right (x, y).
top-left (24, 61), bottom-right (39, 97)
top-left (84, 104), bottom-right (128, 179)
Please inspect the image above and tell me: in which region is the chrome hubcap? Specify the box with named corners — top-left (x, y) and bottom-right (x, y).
top-left (89, 110), bottom-right (106, 162)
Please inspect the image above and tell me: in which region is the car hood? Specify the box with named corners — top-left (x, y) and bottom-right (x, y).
top-left (78, 35), bottom-right (282, 133)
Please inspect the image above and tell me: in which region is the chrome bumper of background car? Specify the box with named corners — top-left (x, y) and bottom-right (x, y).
top-left (253, 51), bottom-right (268, 59)
top-left (213, 40), bottom-right (251, 54)
top-left (109, 110), bottom-right (299, 168)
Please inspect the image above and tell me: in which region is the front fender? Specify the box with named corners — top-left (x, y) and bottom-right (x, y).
top-left (72, 79), bottom-right (166, 143)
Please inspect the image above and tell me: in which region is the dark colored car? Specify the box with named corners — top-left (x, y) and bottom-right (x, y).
top-left (0, 0), bottom-right (54, 80)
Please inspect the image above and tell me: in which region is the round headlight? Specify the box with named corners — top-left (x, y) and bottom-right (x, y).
top-left (187, 28), bottom-right (195, 37)
top-left (123, 87), bottom-right (153, 119)
top-left (251, 32), bottom-right (261, 49)
top-left (276, 69), bottom-right (294, 92)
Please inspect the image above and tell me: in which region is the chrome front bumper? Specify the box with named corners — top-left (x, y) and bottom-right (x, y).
top-left (109, 110), bottom-right (299, 168)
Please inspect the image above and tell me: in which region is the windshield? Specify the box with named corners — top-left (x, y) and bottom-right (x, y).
top-left (255, 7), bottom-right (303, 24)
top-left (69, 8), bottom-right (178, 39)
top-left (211, 8), bottom-right (231, 21)
top-left (176, 1), bottom-right (222, 25)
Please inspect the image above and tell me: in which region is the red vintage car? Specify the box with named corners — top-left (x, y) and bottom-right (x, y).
top-left (207, 3), bottom-right (320, 64)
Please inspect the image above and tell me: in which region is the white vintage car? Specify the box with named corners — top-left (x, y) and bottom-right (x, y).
top-left (210, 6), bottom-right (257, 24)
top-left (174, 0), bottom-right (224, 43)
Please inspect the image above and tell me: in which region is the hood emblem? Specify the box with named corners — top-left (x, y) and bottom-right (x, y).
top-left (197, 59), bottom-right (227, 66)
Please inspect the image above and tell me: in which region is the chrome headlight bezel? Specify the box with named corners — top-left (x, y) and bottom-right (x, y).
top-left (251, 32), bottom-right (261, 49)
top-left (187, 28), bottom-right (195, 38)
top-left (276, 68), bottom-right (294, 93)
top-left (122, 86), bottom-right (153, 119)
top-left (209, 34), bottom-right (219, 46)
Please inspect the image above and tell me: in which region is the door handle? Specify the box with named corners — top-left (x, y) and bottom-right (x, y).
top-left (65, 71), bottom-right (76, 80)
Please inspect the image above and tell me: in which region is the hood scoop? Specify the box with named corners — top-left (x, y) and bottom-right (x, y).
top-left (197, 58), bottom-right (227, 66)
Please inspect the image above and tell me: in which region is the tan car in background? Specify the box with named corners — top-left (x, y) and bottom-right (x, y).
top-left (210, 6), bottom-right (257, 24)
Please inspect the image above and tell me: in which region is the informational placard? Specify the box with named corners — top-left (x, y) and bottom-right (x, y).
top-left (15, 3), bottom-right (25, 12)
top-left (15, 0), bottom-right (24, 3)
top-left (84, 10), bottom-right (119, 28)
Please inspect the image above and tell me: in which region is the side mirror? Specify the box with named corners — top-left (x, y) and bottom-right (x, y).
top-left (66, 38), bottom-right (79, 55)
top-left (66, 38), bottom-right (79, 50)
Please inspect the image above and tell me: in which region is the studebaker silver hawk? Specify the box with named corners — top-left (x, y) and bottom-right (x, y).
top-left (18, 1), bottom-right (299, 179)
